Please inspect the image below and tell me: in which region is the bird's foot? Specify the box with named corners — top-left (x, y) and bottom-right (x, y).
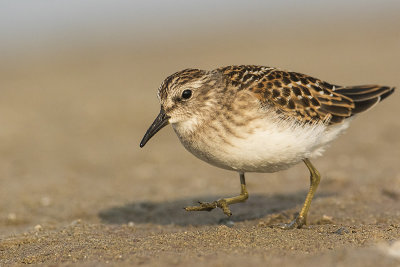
top-left (185, 199), bottom-right (232, 216)
top-left (272, 215), bottom-right (307, 229)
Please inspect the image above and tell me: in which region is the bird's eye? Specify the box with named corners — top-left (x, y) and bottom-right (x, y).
top-left (181, 89), bottom-right (192, 99)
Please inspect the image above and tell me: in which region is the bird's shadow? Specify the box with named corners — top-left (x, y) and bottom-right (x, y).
top-left (99, 191), bottom-right (330, 226)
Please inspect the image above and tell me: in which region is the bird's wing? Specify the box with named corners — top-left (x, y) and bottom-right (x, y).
top-left (220, 65), bottom-right (394, 124)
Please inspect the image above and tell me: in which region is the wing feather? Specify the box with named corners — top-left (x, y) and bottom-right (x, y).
top-left (219, 65), bottom-right (395, 125)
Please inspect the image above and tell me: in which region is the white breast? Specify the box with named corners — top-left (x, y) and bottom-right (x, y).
top-left (173, 116), bottom-right (350, 173)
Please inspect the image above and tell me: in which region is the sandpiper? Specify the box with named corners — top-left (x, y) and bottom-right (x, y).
top-left (140, 65), bottom-right (395, 228)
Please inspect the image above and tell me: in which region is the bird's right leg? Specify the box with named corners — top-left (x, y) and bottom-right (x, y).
top-left (184, 172), bottom-right (249, 216)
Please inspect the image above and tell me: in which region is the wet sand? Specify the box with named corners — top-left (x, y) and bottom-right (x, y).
top-left (0, 20), bottom-right (400, 266)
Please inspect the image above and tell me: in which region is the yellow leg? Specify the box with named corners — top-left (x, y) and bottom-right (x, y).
top-left (281, 158), bottom-right (321, 229)
top-left (185, 173), bottom-right (249, 216)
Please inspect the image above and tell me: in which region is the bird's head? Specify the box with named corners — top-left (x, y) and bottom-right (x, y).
top-left (140, 68), bottom-right (223, 147)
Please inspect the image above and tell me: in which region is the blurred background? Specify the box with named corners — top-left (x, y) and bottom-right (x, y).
top-left (0, 0), bottom-right (399, 235)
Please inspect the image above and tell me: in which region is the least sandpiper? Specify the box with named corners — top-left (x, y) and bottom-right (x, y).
top-left (140, 65), bottom-right (395, 228)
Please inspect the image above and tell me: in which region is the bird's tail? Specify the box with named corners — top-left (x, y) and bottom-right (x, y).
top-left (334, 85), bottom-right (395, 114)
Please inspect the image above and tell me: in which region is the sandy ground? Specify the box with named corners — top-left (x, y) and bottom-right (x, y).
top-left (1, 20), bottom-right (400, 266)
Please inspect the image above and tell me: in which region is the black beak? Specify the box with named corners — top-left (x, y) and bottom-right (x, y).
top-left (140, 108), bottom-right (170, 148)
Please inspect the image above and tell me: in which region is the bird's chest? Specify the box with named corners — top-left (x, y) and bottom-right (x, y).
top-left (173, 117), bottom-right (324, 173)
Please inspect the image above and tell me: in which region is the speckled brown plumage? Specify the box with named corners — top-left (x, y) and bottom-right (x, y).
top-left (217, 65), bottom-right (395, 124)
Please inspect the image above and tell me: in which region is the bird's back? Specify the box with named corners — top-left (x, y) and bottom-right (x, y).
top-left (217, 65), bottom-right (395, 125)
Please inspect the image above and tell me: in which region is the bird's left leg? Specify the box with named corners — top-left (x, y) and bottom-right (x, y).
top-left (280, 158), bottom-right (321, 229)
top-left (185, 172), bottom-right (249, 216)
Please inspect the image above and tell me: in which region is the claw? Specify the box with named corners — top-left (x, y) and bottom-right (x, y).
top-left (184, 173), bottom-right (248, 217)
top-left (216, 199), bottom-right (232, 216)
top-left (271, 215), bottom-right (307, 229)
top-left (185, 201), bottom-right (218, 212)
top-left (184, 199), bottom-right (233, 216)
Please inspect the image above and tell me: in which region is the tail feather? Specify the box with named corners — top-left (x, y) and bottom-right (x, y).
top-left (335, 85), bottom-right (395, 115)
top-left (380, 88), bottom-right (395, 102)
top-left (352, 98), bottom-right (380, 114)
top-left (335, 85), bottom-right (389, 95)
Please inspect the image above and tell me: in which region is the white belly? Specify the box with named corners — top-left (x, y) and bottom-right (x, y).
top-left (173, 118), bottom-right (350, 173)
